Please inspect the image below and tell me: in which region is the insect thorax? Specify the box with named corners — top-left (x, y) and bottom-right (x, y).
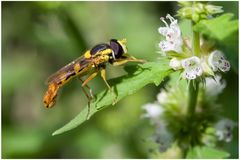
top-left (90, 44), bottom-right (111, 55)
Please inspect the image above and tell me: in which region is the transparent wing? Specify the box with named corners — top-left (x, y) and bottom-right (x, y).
top-left (46, 55), bottom-right (91, 84)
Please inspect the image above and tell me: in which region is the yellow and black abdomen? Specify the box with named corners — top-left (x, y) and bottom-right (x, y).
top-left (54, 60), bottom-right (92, 86)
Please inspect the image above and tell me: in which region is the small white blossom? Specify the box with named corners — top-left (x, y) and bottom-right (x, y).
top-left (181, 56), bottom-right (203, 80)
top-left (215, 119), bottom-right (236, 143)
top-left (208, 50), bottom-right (230, 72)
top-left (205, 75), bottom-right (226, 97)
top-left (169, 58), bottom-right (182, 70)
top-left (158, 14), bottom-right (183, 53)
top-left (157, 90), bottom-right (168, 104)
top-left (142, 103), bottom-right (163, 119)
top-left (215, 130), bottom-right (225, 141)
top-left (158, 14), bottom-right (181, 41)
top-left (153, 123), bottom-right (173, 152)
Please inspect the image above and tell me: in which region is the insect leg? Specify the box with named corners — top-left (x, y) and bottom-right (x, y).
top-left (79, 77), bottom-right (96, 120)
top-left (81, 83), bottom-right (92, 120)
top-left (100, 67), bottom-right (117, 105)
top-left (79, 78), bottom-right (94, 99)
top-left (82, 71), bottom-right (98, 87)
top-left (112, 56), bottom-right (145, 66)
top-left (100, 68), bottom-right (111, 89)
top-left (80, 73), bottom-right (100, 120)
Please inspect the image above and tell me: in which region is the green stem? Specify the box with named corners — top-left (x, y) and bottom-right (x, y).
top-left (187, 80), bottom-right (199, 119)
top-left (182, 79), bottom-right (199, 158)
top-left (184, 23), bottom-right (201, 157)
top-left (193, 30), bottom-right (200, 56)
top-left (183, 9), bottom-right (201, 159)
top-left (187, 23), bottom-right (200, 118)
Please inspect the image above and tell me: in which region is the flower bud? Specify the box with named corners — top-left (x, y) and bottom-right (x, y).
top-left (205, 4), bottom-right (224, 15)
top-left (194, 3), bottom-right (205, 14)
top-left (192, 13), bottom-right (200, 23)
top-left (169, 58), bottom-right (182, 70)
top-left (177, 7), bottom-right (193, 19)
top-left (177, 2), bottom-right (223, 22)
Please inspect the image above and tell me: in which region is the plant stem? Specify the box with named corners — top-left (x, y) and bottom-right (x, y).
top-left (187, 23), bottom-right (200, 118)
top-left (187, 80), bottom-right (199, 119)
top-left (193, 29), bottom-right (200, 56)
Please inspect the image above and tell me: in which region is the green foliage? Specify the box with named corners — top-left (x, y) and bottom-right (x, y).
top-left (2, 54), bottom-right (44, 96)
top-left (194, 13), bottom-right (238, 71)
top-left (52, 61), bottom-right (172, 135)
top-left (186, 146), bottom-right (230, 158)
top-left (3, 128), bottom-right (43, 156)
top-left (194, 13), bottom-right (238, 41)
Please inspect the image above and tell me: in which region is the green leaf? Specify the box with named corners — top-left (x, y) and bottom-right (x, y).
top-left (186, 146), bottom-right (230, 159)
top-left (194, 13), bottom-right (238, 72)
top-left (194, 13), bottom-right (238, 41)
top-left (52, 61), bottom-right (172, 136)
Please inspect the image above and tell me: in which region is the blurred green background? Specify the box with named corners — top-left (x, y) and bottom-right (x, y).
top-left (2, 1), bottom-right (238, 158)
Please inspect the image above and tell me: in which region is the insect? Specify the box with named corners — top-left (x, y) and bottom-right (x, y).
top-left (43, 39), bottom-right (145, 118)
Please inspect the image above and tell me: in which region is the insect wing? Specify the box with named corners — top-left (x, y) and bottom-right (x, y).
top-left (46, 56), bottom-right (90, 84)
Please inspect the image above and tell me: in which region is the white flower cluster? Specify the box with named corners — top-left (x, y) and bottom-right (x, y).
top-left (142, 88), bottom-right (184, 121)
top-left (142, 90), bottom-right (173, 152)
top-left (158, 14), bottom-right (230, 80)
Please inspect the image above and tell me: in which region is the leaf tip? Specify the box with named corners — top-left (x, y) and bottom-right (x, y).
top-left (52, 130), bottom-right (60, 136)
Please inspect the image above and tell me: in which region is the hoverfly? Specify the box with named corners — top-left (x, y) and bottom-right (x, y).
top-left (43, 39), bottom-right (144, 118)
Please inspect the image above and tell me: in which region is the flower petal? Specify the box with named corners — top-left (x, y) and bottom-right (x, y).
top-left (158, 14), bottom-right (183, 54)
top-left (208, 50), bottom-right (230, 72)
top-left (158, 27), bottom-right (169, 36)
top-left (159, 41), bottom-right (174, 52)
top-left (181, 56), bottom-right (203, 80)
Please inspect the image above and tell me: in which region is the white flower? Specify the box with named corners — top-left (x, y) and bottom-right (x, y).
top-left (215, 130), bottom-right (225, 141)
top-left (205, 75), bottom-right (226, 97)
top-left (208, 50), bottom-right (230, 72)
top-left (215, 119), bottom-right (236, 143)
top-left (142, 103), bottom-right (163, 119)
top-left (169, 58), bottom-right (182, 70)
top-left (157, 90), bottom-right (168, 104)
top-left (158, 14), bottom-right (181, 41)
top-left (181, 56), bottom-right (203, 80)
top-left (158, 14), bottom-right (183, 53)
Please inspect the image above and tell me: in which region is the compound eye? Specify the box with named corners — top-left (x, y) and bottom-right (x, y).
top-left (110, 39), bottom-right (124, 59)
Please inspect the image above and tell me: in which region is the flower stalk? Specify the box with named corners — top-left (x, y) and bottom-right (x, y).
top-left (187, 23), bottom-right (200, 121)
top-left (187, 80), bottom-right (199, 120)
top-left (193, 30), bottom-right (200, 56)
